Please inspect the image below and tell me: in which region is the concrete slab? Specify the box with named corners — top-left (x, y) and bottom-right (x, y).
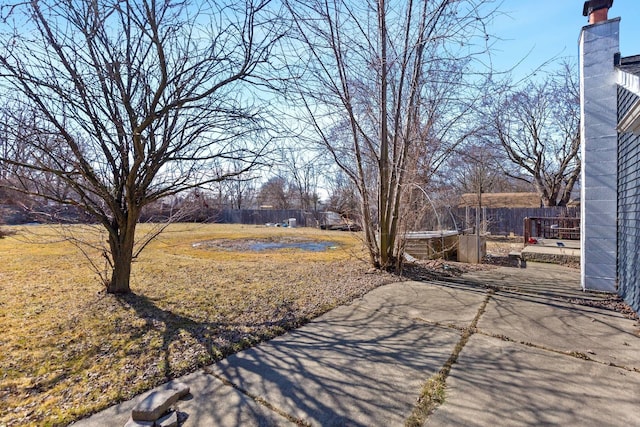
top-left (478, 291), bottom-right (640, 370)
top-left (173, 371), bottom-right (297, 427)
top-left (536, 240), bottom-right (580, 249)
top-left (461, 263), bottom-right (598, 300)
top-left (72, 371), bottom-right (296, 427)
top-left (72, 396), bottom-right (137, 427)
top-left (521, 245), bottom-right (580, 264)
top-left (524, 245), bottom-right (581, 255)
top-left (208, 307), bottom-right (462, 426)
top-left (348, 280), bottom-right (488, 328)
top-left (425, 334), bottom-right (640, 427)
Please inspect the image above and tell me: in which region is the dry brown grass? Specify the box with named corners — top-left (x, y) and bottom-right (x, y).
top-left (0, 224), bottom-right (397, 426)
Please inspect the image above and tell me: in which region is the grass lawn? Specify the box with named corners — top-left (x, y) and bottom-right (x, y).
top-left (0, 224), bottom-right (397, 426)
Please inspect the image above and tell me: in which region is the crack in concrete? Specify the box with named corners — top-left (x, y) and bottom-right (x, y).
top-left (477, 330), bottom-right (640, 373)
top-left (202, 366), bottom-right (311, 427)
top-left (412, 317), bottom-right (466, 331)
top-left (404, 289), bottom-right (494, 427)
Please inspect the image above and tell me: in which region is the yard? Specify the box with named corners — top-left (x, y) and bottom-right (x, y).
top-left (1, 224), bottom-right (543, 426)
top-left (0, 224), bottom-right (398, 426)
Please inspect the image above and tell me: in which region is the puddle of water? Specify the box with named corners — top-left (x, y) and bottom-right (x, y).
top-left (249, 241), bottom-right (338, 252)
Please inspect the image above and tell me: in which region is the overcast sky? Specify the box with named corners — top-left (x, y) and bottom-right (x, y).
top-left (488, 0), bottom-right (640, 79)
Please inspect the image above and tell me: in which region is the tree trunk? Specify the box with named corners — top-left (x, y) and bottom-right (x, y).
top-left (377, 0), bottom-right (391, 270)
top-left (106, 217), bottom-right (137, 294)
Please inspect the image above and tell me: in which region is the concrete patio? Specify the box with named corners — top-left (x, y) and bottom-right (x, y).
top-left (73, 263), bottom-right (640, 427)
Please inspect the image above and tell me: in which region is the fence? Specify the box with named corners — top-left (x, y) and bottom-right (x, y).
top-left (215, 209), bottom-right (322, 227)
top-left (4, 202), bottom-right (580, 236)
top-left (449, 207), bottom-right (580, 237)
top-left (226, 207), bottom-right (579, 236)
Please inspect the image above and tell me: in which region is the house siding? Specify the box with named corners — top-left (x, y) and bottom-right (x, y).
top-left (617, 86), bottom-right (640, 313)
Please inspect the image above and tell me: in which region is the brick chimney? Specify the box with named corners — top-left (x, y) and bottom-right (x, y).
top-left (583, 0), bottom-right (614, 24)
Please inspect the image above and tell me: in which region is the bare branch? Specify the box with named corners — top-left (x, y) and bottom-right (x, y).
top-left (0, 0), bottom-right (285, 293)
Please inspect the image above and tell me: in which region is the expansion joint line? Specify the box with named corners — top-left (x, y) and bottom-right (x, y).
top-left (203, 367), bottom-right (311, 427)
top-left (404, 289), bottom-right (494, 427)
top-left (477, 330), bottom-right (640, 373)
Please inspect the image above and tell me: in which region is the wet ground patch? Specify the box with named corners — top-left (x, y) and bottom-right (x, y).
top-left (193, 237), bottom-right (339, 252)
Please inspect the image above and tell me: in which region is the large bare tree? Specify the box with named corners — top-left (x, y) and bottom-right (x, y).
top-left (489, 62), bottom-right (581, 207)
top-left (0, 0), bottom-right (284, 293)
top-left (284, 0), bottom-right (496, 270)
top-left (256, 176), bottom-right (291, 209)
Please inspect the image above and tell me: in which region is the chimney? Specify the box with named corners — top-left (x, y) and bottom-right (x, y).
top-left (579, 0), bottom-right (619, 292)
top-left (583, 0), bottom-right (614, 24)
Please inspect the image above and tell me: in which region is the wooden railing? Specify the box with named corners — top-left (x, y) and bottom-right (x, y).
top-left (523, 217), bottom-right (580, 244)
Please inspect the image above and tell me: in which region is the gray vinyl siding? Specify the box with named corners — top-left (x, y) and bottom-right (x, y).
top-left (617, 86), bottom-right (640, 313)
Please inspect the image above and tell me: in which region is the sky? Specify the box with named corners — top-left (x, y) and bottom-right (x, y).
top-left (488, 0), bottom-right (640, 80)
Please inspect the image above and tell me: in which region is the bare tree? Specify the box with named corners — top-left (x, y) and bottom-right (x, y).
top-left (284, 0), bottom-right (496, 270)
top-left (278, 147), bottom-right (324, 210)
top-left (489, 62), bottom-right (581, 207)
top-left (220, 177), bottom-right (258, 210)
top-left (449, 141), bottom-right (504, 208)
top-left (204, 160), bottom-right (260, 209)
top-left (0, 0), bottom-right (284, 293)
top-left (0, 107), bottom-right (10, 182)
top-left (256, 176), bottom-right (291, 209)
top-left (326, 170), bottom-right (360, 219)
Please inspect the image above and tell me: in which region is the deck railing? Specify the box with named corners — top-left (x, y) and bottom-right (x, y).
top-left (523, 217), bottom-right (580, 244)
